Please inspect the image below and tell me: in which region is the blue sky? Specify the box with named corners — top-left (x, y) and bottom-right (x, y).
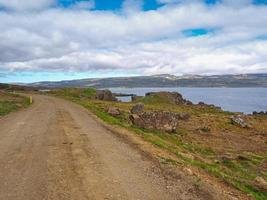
top-left (58, 0), bottom-right (267, 10)
top-left (59, 0), bottom-right (162, 10)
top-left (0, 0), bottom-right (267, 83)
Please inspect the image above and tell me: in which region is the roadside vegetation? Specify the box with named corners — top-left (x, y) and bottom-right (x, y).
top-left (49, 88), bottom-right (267, 200)
top-left (0, 91), bottom-right (31, 116)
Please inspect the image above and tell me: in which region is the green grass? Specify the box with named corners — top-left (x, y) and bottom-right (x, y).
top-left (0, 93), bottom-right (31, 116)
top-left (50, 88), bottom-right (97, 100)
top-left (0, 101), bottom-right (19, 116)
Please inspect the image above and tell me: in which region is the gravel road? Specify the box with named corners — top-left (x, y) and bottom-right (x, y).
top-left (0, 95), bottom-right (227, 200)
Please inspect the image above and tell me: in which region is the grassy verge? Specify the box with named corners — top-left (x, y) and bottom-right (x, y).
top-left (0, 91), bottom-right (31, 116)
top-left (49, 88), bottom-right (267, 200)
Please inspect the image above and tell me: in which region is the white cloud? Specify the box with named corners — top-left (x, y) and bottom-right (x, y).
top-left (0, 1), bottom-right (267, 76)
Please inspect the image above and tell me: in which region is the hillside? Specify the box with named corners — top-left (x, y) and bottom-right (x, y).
top-left (28, 74), bottom-right (267, 88)
top-left (0, 83), bottom-right (39, 91)
top-left (48, 88), bottom-right (267, 200)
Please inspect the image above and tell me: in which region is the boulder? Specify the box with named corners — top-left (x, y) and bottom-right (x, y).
top-left (107, 106), bottom-right (121, 117)
top-left (230, 115), bottom-right (251, 128)
top-left (198, 102), bottom-right (205, 105)
top-left (96, 90), bottom-right (117, 101)
top-left (129, 114), bottom-right (143, 127)
top-left (131, 103), bottom-right (144, 114)
top-left (145, 92), bottom-right (192, 105)
top-left (130, 111), bottom-right (180, 133)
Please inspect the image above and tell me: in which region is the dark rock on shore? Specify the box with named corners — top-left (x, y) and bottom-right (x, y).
top-left (96, 90), bottom-right (117, 101)
top-left (252, 111), bottom-right (267, 115)
top-left (198, 102), bottom-right (205, 105)
top-left (198, 102), bottom-right (222, 110)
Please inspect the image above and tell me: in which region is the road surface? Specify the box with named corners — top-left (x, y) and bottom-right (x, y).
top-left (0, 95), bottom-right (225, 200)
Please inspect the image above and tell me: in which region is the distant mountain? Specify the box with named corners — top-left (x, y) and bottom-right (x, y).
top-left (0, 83), bottom-right (39, 91)
top-left (28, 74), bottom-right (267, 88)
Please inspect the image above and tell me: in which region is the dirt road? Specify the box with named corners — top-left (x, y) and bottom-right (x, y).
top-left (0, 95), bottom-right (227, 200)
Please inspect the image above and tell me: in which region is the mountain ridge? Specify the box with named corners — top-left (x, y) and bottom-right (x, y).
top-left (26, 73), bottom-right (267, 88)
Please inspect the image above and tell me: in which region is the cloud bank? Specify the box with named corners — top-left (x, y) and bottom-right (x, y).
top-left (0, 0), bottom-right (267, 78)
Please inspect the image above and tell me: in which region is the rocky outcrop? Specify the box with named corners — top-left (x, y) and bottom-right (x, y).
top-left (252, 111), bottom-right (267, 115)
top-left (129, 104), bottom-right (190, 133)
top-left (130, 111), bottom-right (180, 133)
top-left (107, 106), bottom-right (121, 116)
top-left (130, 103), bottom-right (144, 114)
top-left (96, 90), bottom-right (117, 101)
top-left (230, 115), bottom-right (251, 128)
top-left (198, 102), bottom-right (222, 110)
top-left (145, 92), bottom-right (192, 105)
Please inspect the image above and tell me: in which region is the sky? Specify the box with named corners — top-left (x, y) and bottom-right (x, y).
top-left (0, 0), bottom-right (267, 83)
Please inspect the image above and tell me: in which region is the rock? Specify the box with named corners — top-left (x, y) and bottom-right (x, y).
top-left (199, 127), bottom-right (211, 133)
top-left (198, 102), bottom-right (221, 110)
top-left (184, 167), bottom-right (193, 176)
top-left (129, 114), bottom-right (143, 126)
top-left (185, 100), bottom-right (193, 105)
top-left (236, 155), bottom-right (250, 161)
top-left (230, 115), bottom-right (251, 128)
top-left (177, 113), bottom-right (190, 121)
top-left (96, 90), bottom-right (117, 101)
top-left (107, 106), bottom-right (121, 117)
top-left (253, 111), bottom-right (267, 116)
top-left (252, 111), bottom-right (258, 115)
top-left (131, 103), bottom-right (144, 114)
top-left (215, 106), bottom-right (222, 110)
top-left (145, 92), bottom-right (192, 105)
top-left (130, 111), bottom-right (180, 133)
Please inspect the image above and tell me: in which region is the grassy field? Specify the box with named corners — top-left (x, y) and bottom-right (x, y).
top-left (0, 91), bottom-right (31, 116)
top-left (49, 88), bottom-right (267, 200)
